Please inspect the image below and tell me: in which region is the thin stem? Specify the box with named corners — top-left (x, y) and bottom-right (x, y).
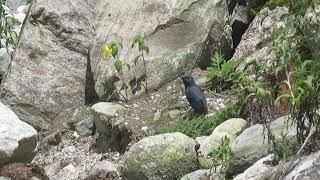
top-left (141, 52), bottom-right (148, 94)
top-left (119, 71), bottom-right (128, 102)
top-left (285, 65), bottom-right (296, 105)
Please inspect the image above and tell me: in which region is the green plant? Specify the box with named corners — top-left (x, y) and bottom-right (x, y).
top-left (207, 136), bottom-right (232, 179)
top-left (207, 52), bottom-right (240, 91)
top-left (132, 34), bottom-right (149, 93)
top-left (272, 26), bottom-right (320, 143)
top-left (0, 0), bottom-right (18, 50)
top-left (102, 42), bottom-right (129, 102)
top-left (272, 130), bottom-right (295, 162)
top-left (157, 102), bottom-right (242, 138)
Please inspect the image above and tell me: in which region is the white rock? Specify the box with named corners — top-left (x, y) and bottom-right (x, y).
top-left (198, 118), bottom-right (247, 168)
top-left (17, 5), bottom-right (26, 13)
top-left (234, 154), bottom-right (276, 180)
top-left (13, 12), bottom-right (26, 24)
top-left (0, 102), bottom-right (38, 166)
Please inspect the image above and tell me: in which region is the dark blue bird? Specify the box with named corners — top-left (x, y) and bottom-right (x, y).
top-left (181, 75), bottom-right (208, 114)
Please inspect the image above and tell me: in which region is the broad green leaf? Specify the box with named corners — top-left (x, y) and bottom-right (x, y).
top-left (110, 42), bottom-right (120, 58)
top-left (133, 34), bottom-right (142, 44)
top-left (142, 45), bottom-right (149, 54)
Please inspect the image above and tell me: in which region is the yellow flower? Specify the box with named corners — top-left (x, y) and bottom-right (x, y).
top-left (102, 44), bottom-right (112, 57)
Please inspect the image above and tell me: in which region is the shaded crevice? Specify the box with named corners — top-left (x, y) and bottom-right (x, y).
top-left (232, 20), bottom-right (249, 52)
top-left (85, 55), bottom-right (99, 105)
top-left (196, 25), bottom-right (233, 69)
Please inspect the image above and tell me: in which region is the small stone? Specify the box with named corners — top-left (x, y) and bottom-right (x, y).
top-left (168, 110), bottom-right (181, 119)
top-left (153, 110), bottom-right (162, 121)
top-left (141, 126), bottom-right (148, 132)
top-left (75, 117), bottom-right (94, 136)
top-left (72, 131), bottom-right (80, 138)
top-left (89, 160), bottom-right (119, 179)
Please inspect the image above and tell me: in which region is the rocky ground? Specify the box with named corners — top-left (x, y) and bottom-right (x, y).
top-left (28, 68), bottom-right (233, 179)
top-left (1, 0), bottom-right (320, 180)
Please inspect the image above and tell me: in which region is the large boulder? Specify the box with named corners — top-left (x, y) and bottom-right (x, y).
top-left (121, 132), bottom-right (198, 180)
top-left (302, 5), bottom-right (320, 60)
top-left (90, 0), bottom-right (232, 101)
top-left (229, 116), bottom-right (297, 175)
top-left (197, 118), bottom-right (247, 168)
top-left (0, 0), bottom-right (95, 130)
top-left (0, 102), bottom-right (38, 166)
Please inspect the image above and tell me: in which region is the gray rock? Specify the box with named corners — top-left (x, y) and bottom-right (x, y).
top-left (90, 0), bottom-right (232, 101)
top-left (75, 117), bottom-right (94, 136)
top-left (92, 102), bottom-right (129, 153)
top-left (88, 160), bottom-right (119, 179)
top-left (43, 105), bottom-right (94, 138)
top-left (284, 152), bottom-right (320, 180)
top-left (0, 0), bottom-right (95, 130)
top-left (180, 169), bottom-right (217, 180)
top-left (0, 48), bottom-right (12, 77)
top-left (232, 7), bottom-right (290, 72)
top-left (198, 118), bottom-right (247, 169)
top-left (233, 154), bottom-right (276, 180)
top-left (121, 132), bottom-right (198, 180)
top-left (0, 102), bottom-right (38, 166)
top-left (302, 5), bottom-right (320, 60)
top-left (230, 116), bottom-right (297, 175)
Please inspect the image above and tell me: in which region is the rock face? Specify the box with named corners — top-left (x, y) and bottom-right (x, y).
top-left (232, 6), bottom-right (290, 70)
top-left (230, 116), bottom-right (296, 175)
top-left (0, 102), bottom-right (38, 166)
top-left (92, 102), bottom-right (129, 153)
top-left (197, 118), bottom-right (247, 168)
top-left (121, 132), bottom-right (198, 180)
top-left (0, 0), bottom-right (95, 130)
top-left (302, 5), bottom-right (320, 60)
top-left (90, 0), bottom-right (232, 101)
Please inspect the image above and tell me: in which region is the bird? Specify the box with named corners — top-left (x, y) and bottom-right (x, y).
top-left (181, 74), bottom-right (208, 114)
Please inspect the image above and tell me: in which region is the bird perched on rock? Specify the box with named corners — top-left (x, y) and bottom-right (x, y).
top-left (181, 74), bottom-right (208, 114)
